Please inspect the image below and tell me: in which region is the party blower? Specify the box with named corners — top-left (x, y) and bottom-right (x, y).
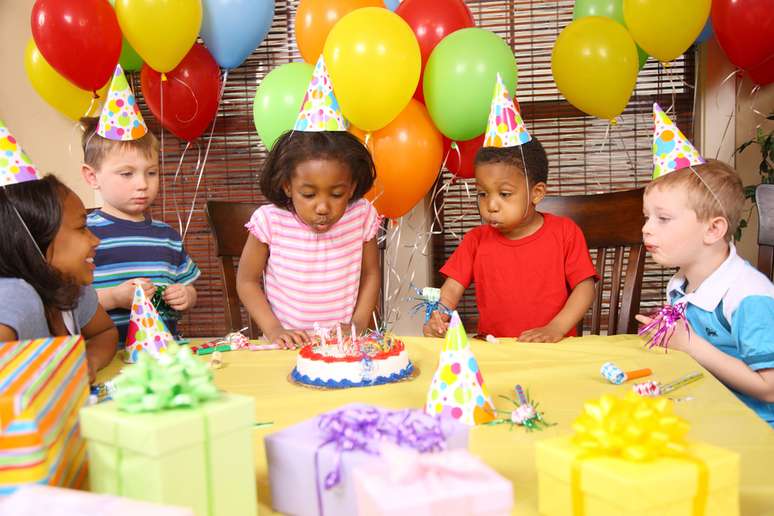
top-left (600, 362), bottom-right (652, 385)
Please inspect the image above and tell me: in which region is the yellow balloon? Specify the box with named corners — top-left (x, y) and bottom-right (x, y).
top-left (24, 39), bottom-right (108, 121)
top-left (623, 0), bottom-right (710, 63)
top-left (551, 17), bottom-right (639, 121)
top-left (115, 0), bottom-right (202, 73)
top-left (323, 7), bottom-right (420, 132)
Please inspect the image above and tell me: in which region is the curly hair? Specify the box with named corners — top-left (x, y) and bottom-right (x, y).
top-left (260, 131), bottom-right (376, 209)
top-left (474, 137), bottom-right (549, 185)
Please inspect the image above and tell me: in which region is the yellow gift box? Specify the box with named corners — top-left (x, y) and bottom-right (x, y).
top-left (535, 394), bottom-right (739, 516)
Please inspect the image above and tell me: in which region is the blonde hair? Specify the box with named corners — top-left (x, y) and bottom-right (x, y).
top-left (645, 159), bottom-right (744, 240)
top-left (80, 117), bottom-right (159, 169)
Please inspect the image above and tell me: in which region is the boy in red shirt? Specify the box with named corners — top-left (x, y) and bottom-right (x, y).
top-left (423, 75), bottom-right (597, 342)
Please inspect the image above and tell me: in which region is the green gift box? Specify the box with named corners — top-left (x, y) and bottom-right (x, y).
top-left (79, 393), bottom-right (257, 516)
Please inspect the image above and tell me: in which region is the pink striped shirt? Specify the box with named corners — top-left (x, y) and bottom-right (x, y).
top-left (246, 199), bottom-right (380, 330)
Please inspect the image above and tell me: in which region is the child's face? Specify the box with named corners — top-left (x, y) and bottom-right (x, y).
top-left (284, 159), bottom-right (355, 232)
top-left (642, 186), bottom-right (708, 268)
top-left (47, 191), bottom-right (101, 286)
top-left (83, 147), bottom-right (159, 221)
top-left (475, 163), bottom-right (544, 239)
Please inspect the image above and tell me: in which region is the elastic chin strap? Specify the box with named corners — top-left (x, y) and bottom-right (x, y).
top-left (518, 144), bottom-right (530, 218)
top-left (688, 165), bottom-right (728, 220)
top-left (2, 185), bottom-right (47, 262)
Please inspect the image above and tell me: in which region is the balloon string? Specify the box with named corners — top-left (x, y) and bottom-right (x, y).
top-left (160, 78), bottom-right (167, 219)
top-left (714, 76), bottom-right (743, 161)
top-left (171, 141), bottom-right (193, 236)
top-left (172, 76), bottom-right (201, 124)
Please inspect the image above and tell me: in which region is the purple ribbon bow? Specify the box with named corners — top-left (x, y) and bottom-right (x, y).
top-left (638, 303), bottom-right (690, 350)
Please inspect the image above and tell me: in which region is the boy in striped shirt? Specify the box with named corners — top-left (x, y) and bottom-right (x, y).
top-left (80, 118), bottom-right (200, 344)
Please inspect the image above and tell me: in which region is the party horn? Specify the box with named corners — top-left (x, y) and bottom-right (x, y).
top-left (633, 371), bottom-right (704, 396)
top-left (601, 362), bottom-right (653, 385)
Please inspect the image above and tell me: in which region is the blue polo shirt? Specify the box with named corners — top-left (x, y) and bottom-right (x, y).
top-left (668, 245), bottom-right (774, 426)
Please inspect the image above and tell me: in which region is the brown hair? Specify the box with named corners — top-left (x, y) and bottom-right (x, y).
top-left (645, 159), bottom-right (745, 240)
top-left (80, 117), bottom-right (159, 169)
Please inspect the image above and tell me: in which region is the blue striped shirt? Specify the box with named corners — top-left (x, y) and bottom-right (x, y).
top-left (87, 210), bottom-right (200, 344)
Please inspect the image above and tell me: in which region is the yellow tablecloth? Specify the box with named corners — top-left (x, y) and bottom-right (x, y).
top-left (97, 335), bottom-right (774, 515)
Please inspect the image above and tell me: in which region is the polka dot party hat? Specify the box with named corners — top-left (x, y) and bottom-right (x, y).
top-left (483, 73), bottom-right (531, 148)
top-left (425, 311), bottom-right (496, 426)
top-left (293, 55), bottom-right (349, 132)
top-left (652, 102), bottom-right (704, 179)
top-left (97, 65), bottom-right (148, 141)
top-left (0, 119), bottom-right (42, 187)
top-left (125, 284), bottom-right (175, 363)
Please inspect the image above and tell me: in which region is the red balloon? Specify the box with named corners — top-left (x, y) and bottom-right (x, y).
top-left (31, 0), bottom-right (121, 92)
top-left (396, 0), bottom-right (474, 102)
top-left (747, 56), bottom-right (774, 86)
top-left (712, 0), bottom-right (774, 73)
top-left (442, 134), bottom-right (484, 179)
top-left (140, 44), bottom-right (222, 142)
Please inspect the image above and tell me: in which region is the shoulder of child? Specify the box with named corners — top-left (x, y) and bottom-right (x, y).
top-left (0, 278), bottom-right (45, 320)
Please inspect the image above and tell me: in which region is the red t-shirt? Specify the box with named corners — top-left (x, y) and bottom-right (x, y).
top-left (440, 212), bottom-right (598, 338)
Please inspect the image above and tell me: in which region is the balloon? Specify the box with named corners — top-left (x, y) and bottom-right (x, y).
top-left (30, 0), bottom-right (121, 92)
top-left (712, 0), bottom-right (774, 74)
top-left (115, 0), bottom-right (202, 74)
top-left (140, 44), bottom-right (222, 142)
top-left (200, 0), bottom-right (275, 69)
top-left (323, 7), bottom-right (420, 132)
top-left (295, 0), bottom-right (384, 64)
top-left (623, 0), bottom-right (710, 62)
top-left (552, 17), bottom-right (639, 120)
top-left (442, 134), bottom-right (485, 179)
top-left (695, 19), bottom-right (713, 45)
top-left (352, 100), bottom-right (443, 219)
top-left (383, 0), bottom-right (400, 10)
top-left (108, 0), bottom-right (143, 71)
top-left (747, 57), bottom-right (774, 87)
top-left (253, 62), bottom-right (314, 150)
top-left (24, 39), bottom-right (109, 121)
top-left (395, 0), bottom-right (474, 102)
top-left (423, 28), bottom-right (517, 141)
top-left (572, 0), bottom-right (649, 69)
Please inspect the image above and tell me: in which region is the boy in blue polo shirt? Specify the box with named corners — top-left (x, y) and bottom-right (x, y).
top-left (638, 159), bottom-right (774, 427)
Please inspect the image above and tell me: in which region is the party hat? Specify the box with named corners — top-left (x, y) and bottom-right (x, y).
top-left (483, 73), bottom-right (531, 148)
top-left (425, 311), bottom-right (496, 426)
top-left (97, 65), bottom-right (148, 141)
top-left (293, 55), bottom-right (349, 132)
top-left (652, 103), bottom-right (704, 179)
top-left (0, 119), bottom-right (42, 187)
top-left (125, 284), bottom-right (175, 363)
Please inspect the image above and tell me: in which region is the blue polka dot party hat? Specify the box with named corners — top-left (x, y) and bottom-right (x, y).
top-left (125, 284), bottom-right (175, 363)
top-left (652, 102), bottom-right (704, 179)
top-left (293, 55), bottom-right (349, 132)
top-left (0, 119), bottom-right (42, 187)
top-left (97, 64), bottom-right (148, 141)
top-left (483, 72), bottom-right (531, 148)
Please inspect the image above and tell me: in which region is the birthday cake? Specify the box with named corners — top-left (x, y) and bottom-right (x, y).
top-left (291, 332), bottom-right (413, 388)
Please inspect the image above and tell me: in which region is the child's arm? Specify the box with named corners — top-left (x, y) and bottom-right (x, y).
top-left (519, 277), bottom-right (595, 343)
top-left (0, 324), bottom-right (15, 340)
top-left (423, 277), bottom-right (466, 337)
top-left (97, 279), bottom-right (156, 310)
top-left (350, 238), bottom-right (380, 333)
top-left (81, 305), bottom-right (118, 383)
top-left (163, 284), bottom-right (197, 311)
top-left (236, 234), bottom-right (310, 348)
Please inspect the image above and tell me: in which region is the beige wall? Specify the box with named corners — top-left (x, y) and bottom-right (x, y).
top-left (0, 0), bottom-right (94, 204)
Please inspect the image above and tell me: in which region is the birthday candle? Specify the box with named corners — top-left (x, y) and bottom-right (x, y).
top-left (515, 384), bottom-right (528, 406)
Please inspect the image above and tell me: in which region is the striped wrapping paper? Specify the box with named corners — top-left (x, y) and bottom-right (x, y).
top-left (0, 336), bottom-right (89, 496)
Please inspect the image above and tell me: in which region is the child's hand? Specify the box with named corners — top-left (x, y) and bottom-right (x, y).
top-left (265, 328), bottom-right (310, 349)
top-left (163, 284), bottom-right (193, 311)
top-left (518, 324), bottom-right (565, 343)
top-left (116, 278), bottom-right (155, 307)
top-left (423, 310), bottom-right (450, 338)
top-left (635, 314), bottom-right (691, 353)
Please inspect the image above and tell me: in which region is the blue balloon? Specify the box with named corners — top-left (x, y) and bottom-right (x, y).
top-left (200, 0), bottom-right (275, 69)
top-left (384, 0), bottom-right (401, 11)
top-left (695, 18), bottom-right (713, 45)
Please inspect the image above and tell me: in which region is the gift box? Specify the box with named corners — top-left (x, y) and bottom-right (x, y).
top-left (265, 403), bottom-right (469, 516)
top-left (0, 336), bottom-right (89, 496)
top-left (1, 484), bottom-right (195, 515)
top-left (354, 447), bottom-right (514, 515)
top-left (80, 393), bottom-right (257, 516)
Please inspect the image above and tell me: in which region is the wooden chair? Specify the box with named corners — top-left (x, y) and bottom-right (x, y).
top-left (205, 200), bottom-right (261, 337)
top-left (756, 184), bottom-right (774, 280)
top-left (537, 188), bottom-right (646, 335)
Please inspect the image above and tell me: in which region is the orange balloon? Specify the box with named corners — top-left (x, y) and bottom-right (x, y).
top-left (352, 100), bottom-right (443, 219)
top-left (295, 0), bottom-right (384, 64)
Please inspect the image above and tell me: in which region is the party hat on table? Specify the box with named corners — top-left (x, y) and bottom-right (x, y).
top-left (293, 55), bottom-right (349, 132)
top-left (125, 284), bottom-right (175, 363)
top-left (0, 119), bottom-right (42, 187)
top-left (483, 73), bottom-right (531, 148)
top-left (425, 311), bottom-right (496, 425)
top-left (97, 64), bottom-right (147, 141)
top-left (652, 103), bottom-right (704, 179)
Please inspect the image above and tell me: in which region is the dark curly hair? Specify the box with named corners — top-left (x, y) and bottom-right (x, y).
top-left (260, 131), bottom-right (376, 209)
top-left (0, 175), bottom-right (81, 310)
top-left (474, 137), bottom-right (549, 185)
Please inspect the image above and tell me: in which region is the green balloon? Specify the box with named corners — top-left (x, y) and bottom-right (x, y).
top-left (423, 28), bottom-right (517, 142)
top-left (573, 0), bottom-right (649, 70)
top-left (253, 62), bottom-right (314, 150)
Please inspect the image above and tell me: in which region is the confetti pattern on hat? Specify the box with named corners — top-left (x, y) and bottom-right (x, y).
top-left (652, 103), bottom-right (704, 179)
top-left (425, 311), bottom-right (496, 426)
top-left (483, 73), bottom-right (531, 148)
top-left (97, 65), bottom-right (148, 141)
top-left (0, 119), bottom-right (42, 187)
top-left (293, 55), bottom-right (349, 132)
top-left (125, 284), bottom-right (175, 363)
